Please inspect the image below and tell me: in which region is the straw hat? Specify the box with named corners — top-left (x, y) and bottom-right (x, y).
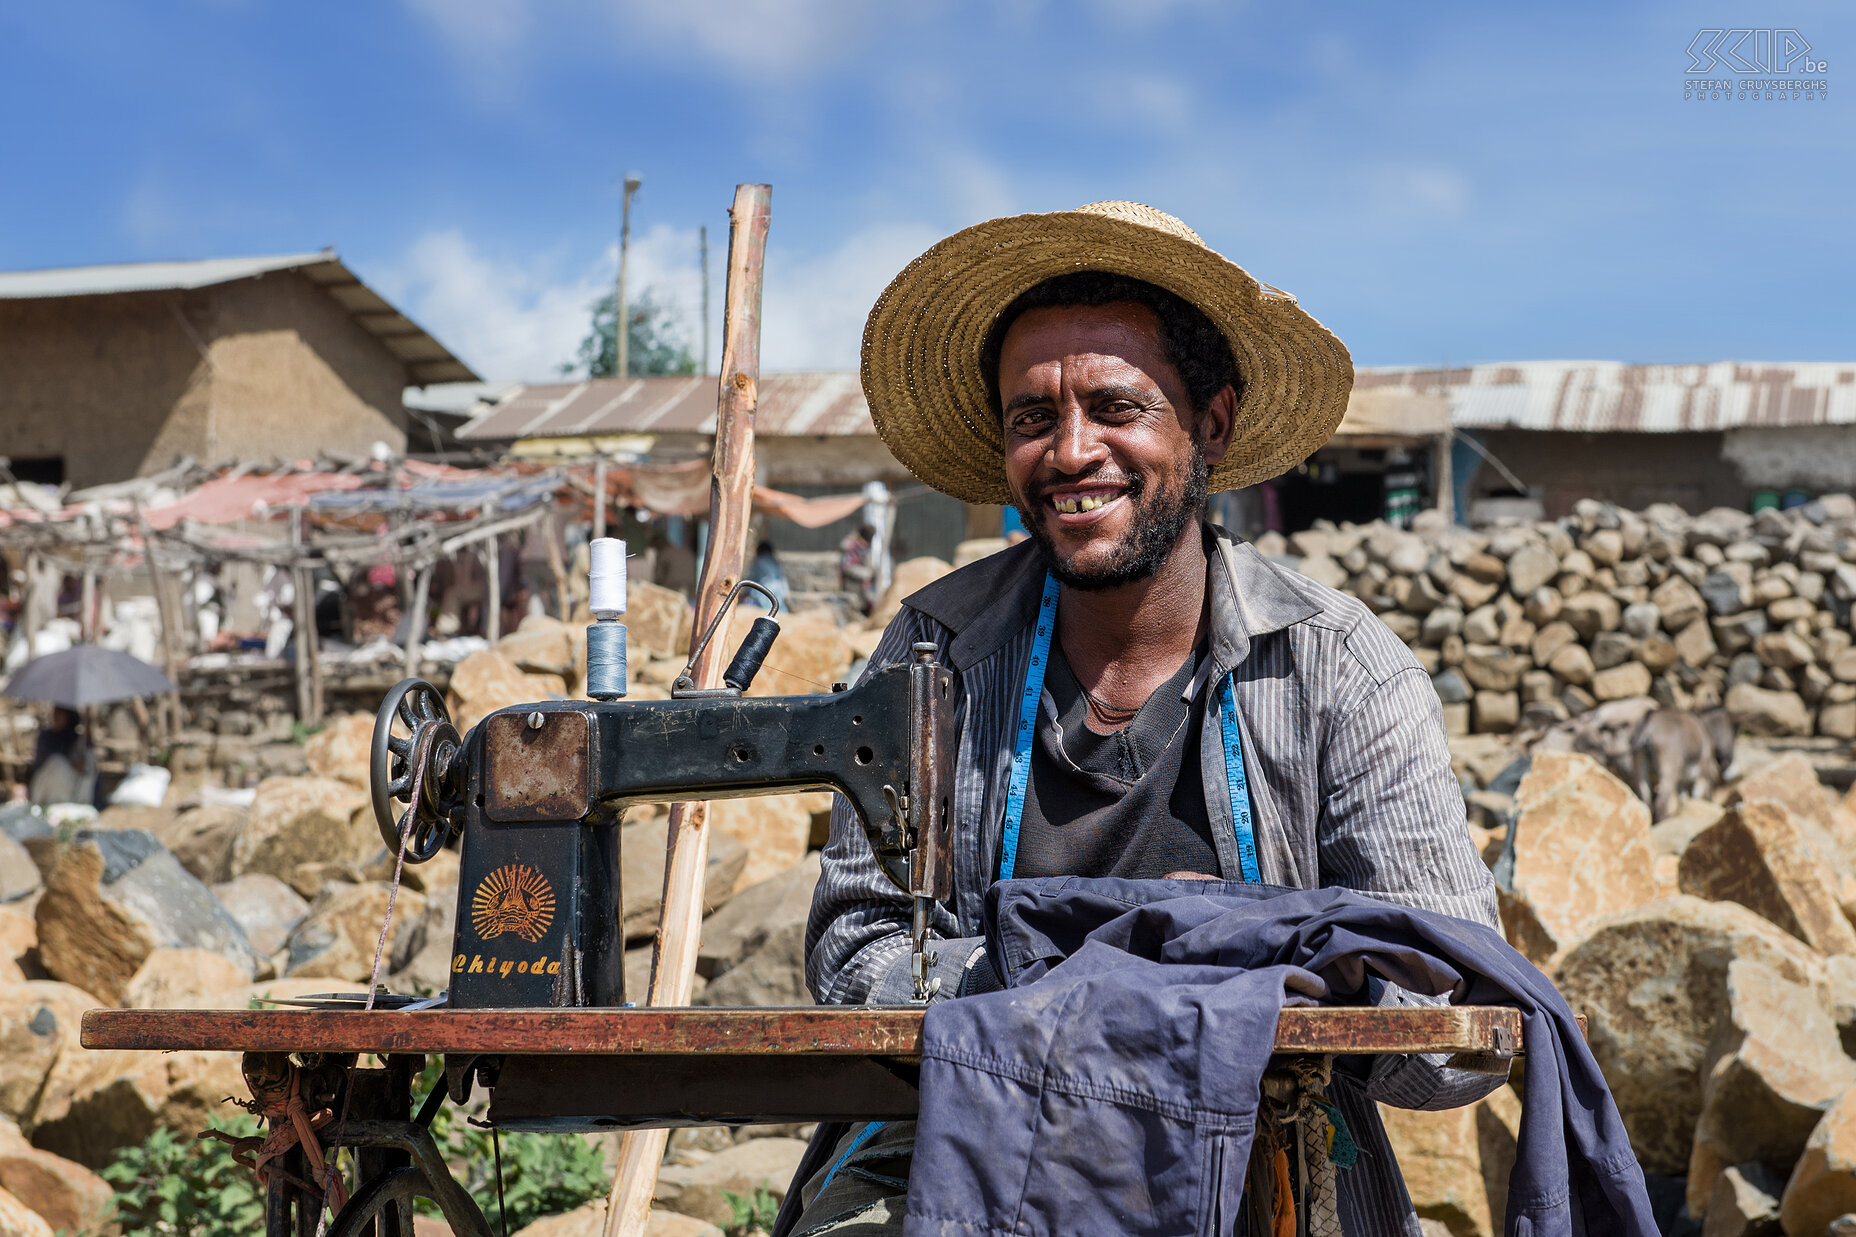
top-left (860, 201), bottom-right (1354, 506)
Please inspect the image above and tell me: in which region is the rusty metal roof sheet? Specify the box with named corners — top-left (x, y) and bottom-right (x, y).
top-left (1356, 362), bottom-right (1856, 433)
top-left (464, 362), bottom-right (1856, 445)
top-left (0, 249), bottom-right (479, 386)
top-left (459, 372), bottom-right (875, 441)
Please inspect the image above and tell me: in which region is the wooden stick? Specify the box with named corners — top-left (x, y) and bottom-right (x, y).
top-left (404, 564), bottom-right (432, 677)
top-left (483, 532), bottom-right (501, 645)
top-left (603, 182), bottom-right (772, 1237)
top-left (289, 509), bottom-right (313, 723)
top-left (134, 509), bottom-right (185, 740)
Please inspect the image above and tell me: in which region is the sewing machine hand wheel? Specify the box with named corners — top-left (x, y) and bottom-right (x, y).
top-left (370, 678), bottom-right (461, 864)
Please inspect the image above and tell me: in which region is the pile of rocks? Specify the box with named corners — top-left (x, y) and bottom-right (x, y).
top-left (1391, 744), bottom-right (1856, 1237)
top-left (1255, 496), bottom-right (1856, 739)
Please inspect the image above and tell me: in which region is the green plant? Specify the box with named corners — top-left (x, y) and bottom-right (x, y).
top-left (724, 1186), bottom-right (781, 1236)
top-left (100, 1117), bottom-right (266, 1237)
top-left (418, 1060), bottom-right (609, 1232)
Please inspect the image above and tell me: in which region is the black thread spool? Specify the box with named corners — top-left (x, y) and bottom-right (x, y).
top-left (723, 616), bottom-right (781, 692)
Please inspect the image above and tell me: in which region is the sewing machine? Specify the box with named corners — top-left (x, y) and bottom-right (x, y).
top-left (82, 572), bottom-right (1530, 1237)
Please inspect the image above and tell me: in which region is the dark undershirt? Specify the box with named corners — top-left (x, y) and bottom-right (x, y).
top-left (1011, 637), bottom-right (1221, 881)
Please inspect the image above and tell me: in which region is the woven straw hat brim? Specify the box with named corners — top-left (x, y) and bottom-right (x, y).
top-left (861, 207), bottom-right (1355, 507)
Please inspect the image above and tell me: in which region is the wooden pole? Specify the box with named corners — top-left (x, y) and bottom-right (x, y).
top-left (80, 566), bottom-right (96, 644)
top-left (592, 457), bottom-right (608, 542)
top-left (483, 534), bottom-right (502, 645)
top-left (134, 510), bottom-right (185, 740)
top-left (404, 564), bottom-right (432, 676)
top-left (288, 510), bottom-right (314, 723)
top-left (603, 182), bottom-right (771, 1237)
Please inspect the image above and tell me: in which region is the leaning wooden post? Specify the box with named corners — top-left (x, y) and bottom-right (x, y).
top-left (483, 529), bottom-right (502, 645)
top-left (603, 182), bottom-right (772, 1237)
top-left (134, 508), bottom-right (185, 740)
top-left (288, 508), bottom-right (315, 724)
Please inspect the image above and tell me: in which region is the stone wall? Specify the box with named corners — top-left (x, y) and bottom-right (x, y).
top-left (1256, 496), bottom-right (1856, 741)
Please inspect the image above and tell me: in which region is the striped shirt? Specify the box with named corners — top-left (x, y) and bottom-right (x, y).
top-left (803, 524), bottom-right (1506, 1236)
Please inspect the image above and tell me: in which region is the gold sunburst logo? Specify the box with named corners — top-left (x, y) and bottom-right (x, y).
top-left (470, 864), bottom-right (555, 944)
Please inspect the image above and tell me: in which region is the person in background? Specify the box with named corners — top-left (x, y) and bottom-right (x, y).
top-left (744, 539), bottom-right (792, 612)
top-left (838, 524), bottom-right (877, 613)
top-left (28, 706), bottom-right (95, 807)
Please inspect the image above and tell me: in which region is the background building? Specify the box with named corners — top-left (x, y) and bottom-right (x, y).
top-left (0, 250), bottom-right (476, 488)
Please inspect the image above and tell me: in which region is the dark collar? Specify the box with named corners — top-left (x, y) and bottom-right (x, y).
top-left (901, 523), bottom-right (1322, 672)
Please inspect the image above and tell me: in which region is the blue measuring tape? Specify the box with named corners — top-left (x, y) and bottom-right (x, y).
top-left (998, 574), bottom-right (1260, 883)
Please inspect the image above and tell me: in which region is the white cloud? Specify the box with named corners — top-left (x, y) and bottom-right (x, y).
top-left (1368, 165), bottom-right (1472, 219)
top-left (374, 217), bottom-right (936, 383)
top-left (376, 229), bottom-right (610, 384)
top-left (761, 222), bottom-right (940, 371)
top-left (619, 0), bottom-right (873, 74)
top-left (400, 0), bottom-right (532, 64)
top-left (401, 0), bottom-right (874, 78)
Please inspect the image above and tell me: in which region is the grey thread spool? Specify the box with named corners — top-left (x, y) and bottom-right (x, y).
top-left (585, 621), bottom-right (628, 700)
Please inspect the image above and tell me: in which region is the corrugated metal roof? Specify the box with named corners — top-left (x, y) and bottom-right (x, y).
top-left (1356, 361), bottom-right (1856, 433)
top-left (458, 372), bottom-right (875, 441)
top-left (0, 249), bottom-right (479, 385)
top-left (464, 361), bottom-right (1856, 446)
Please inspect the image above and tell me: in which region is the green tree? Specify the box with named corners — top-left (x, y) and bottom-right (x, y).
top-left (569, 287), bottom-right (698, 378)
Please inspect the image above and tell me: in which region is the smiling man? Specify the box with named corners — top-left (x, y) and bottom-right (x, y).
top-left (785, 202), bottom-right (1500, 1236)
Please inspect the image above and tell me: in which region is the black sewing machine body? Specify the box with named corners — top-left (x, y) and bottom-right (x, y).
top-left (407, 650), bottom-right (955, 1011)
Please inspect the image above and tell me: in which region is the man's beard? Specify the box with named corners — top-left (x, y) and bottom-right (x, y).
top-left (1016, 444), bottom-right (1210, 592)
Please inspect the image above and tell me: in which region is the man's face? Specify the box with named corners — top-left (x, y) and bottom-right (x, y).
top-left (998, 302), bottom-right (1231, 590)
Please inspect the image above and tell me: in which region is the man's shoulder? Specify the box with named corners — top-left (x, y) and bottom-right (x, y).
top-left (899, 539), bottom-right (1046, 633)
top-left (1214, 530), bottom-right (1422, 687)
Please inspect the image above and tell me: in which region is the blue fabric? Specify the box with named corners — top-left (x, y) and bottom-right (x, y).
top-left (908, 877), bottom-right (1655, 1237)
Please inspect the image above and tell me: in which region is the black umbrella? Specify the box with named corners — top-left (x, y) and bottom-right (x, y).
top-left (3, 645), bottom-right (176, 709)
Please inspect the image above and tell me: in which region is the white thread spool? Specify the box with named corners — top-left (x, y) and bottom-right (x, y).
top-left (589, 537), bottom-right (627, 620)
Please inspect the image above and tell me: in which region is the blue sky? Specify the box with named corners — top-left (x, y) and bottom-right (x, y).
top-left (1, 1), bottom-right (1849, 384)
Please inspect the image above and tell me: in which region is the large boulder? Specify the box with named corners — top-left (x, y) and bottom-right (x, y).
top-left (869, 558), bottom-right (953, 627)
top-left (1553, 896), bottom-right (1827, 1174)
top-left (497, 615), bottom-right (580, 680)
top-left (388, 864), bottom-right (462, 996)
top-left (1495, 752), bottom-right (1657, 968)
top-left (212, 873), bottom-right (311, 958)
top-left (1781, 1087), bottom-right (1856, 1237)
top-left (1686, 958), bottom-right (1856, 1216)
top-left (697, 853), bottom-right (821, 981)
top-left (0, 983), bottom-right (96, 1126)
top-left (283, 882), bottom-right (426, 982)
top-left (694, 921), bottom-right (810, 1008)
top-left (1703, 1162), bottom-right (1782, 1237)
top-left (303, 712), bottom-right (375, 787)
top-left (1378, 1087), bottom-right (1523, 1237)
top-left (0, 1120), bottom-right (111, 1237)
top-left (620, 814), bottom-right (748, 944)
top-left (1728, 754), bottom-right (1841, 834)
top-left (0, 836), bottom-right (36, 907)
top-left (227, 777), bottom-right (374, 889)
top-left (1726, 684), bottom-right (1812, 738)
top-left (0, 1186), bottom-right (50, 1237)
top-left (705, 795), bottom-right (813, 891)
top-left (28, 1045), bottom-right (244, 1168)
top-left (122, 948), bottom-right (254, 1009)
top-left (1679, 800), bottom-right (1856, 956)
top-left (34, 830), bottom-right (257, 1006)
top-left (627, 580), bottom-right (695, 660)
top-left (151, 804), bottom-right (246, 885)
top-left (653, 1137), bottom-right (810, 1230)
top-left (0, 911), bottom-right (31, 986)
top-left (446, 649), bottom-right (567, 733)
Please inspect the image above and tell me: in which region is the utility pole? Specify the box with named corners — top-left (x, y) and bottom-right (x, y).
top-left (700, 225), bottom-right (710, 376)
top-left (615, 174), bottom-right (642, 379)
